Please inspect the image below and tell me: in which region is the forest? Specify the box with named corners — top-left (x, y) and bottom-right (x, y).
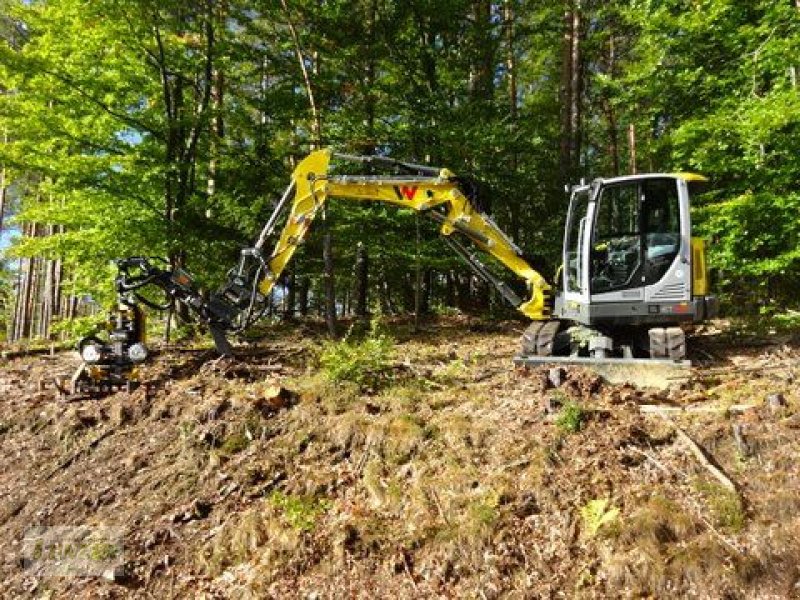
top-left (2, 3), bottom-right (800, 598)
top-left (0, 0), bottom-right (798, 342)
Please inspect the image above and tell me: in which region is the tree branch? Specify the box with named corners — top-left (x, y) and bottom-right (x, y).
top-left (280, 0), bottom-right (321, 147)
top-left (38, 66), bottom-right (162, 140)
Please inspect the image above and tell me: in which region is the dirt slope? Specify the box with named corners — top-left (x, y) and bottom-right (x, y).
top-left (0, 318), bottom-right (798, 599)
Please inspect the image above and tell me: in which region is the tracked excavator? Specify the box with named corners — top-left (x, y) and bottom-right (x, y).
top-left (70, 148), bottom-right (716, 393)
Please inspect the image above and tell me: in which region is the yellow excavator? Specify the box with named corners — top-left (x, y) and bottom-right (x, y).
top-left (72, 148), bottom-right (716, 392)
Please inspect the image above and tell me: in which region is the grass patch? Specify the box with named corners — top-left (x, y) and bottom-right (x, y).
top-left (381, 413), bottom-right (430, 464)
top-left (694, 480), bottom-right (746, 532)
top-left (219, 431), bottom-right (250, 456)
top-left (556, 400), bottom-right (585, 434)
top-left (618, 495), bottom-right (696, 548)
top-left (269, 491), bottom-right (331, 532)
top-left (467, 491), bottom-right (500, 533)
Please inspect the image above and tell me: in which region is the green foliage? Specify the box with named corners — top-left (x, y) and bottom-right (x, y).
top-left (694, 480), bottom-right (746, 533)
top-left (268, 491), bottom-right (330, 533)
top-left (49, 315), bottom-right (106, 344)
top-left (319, 316), bottom-right (394, 387)
top-left (611, 0), bottom-right (800, 311)
top-left (580, 498), bottom-right (620, 537)
top-left (556, 400), bottom-right (585, 434)
top-left (0, 261), bottom-right (13, 341)
top-left (696, 192), bottom-right (800, 310)
top-left (3, 0), bottom-right (800, 332)
top-left (219, 432), bottom-right (250, 457)
top-left (769, 310), bottom-right (800, 332)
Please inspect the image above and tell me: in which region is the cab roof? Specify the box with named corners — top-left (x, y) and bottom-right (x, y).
top-left (570, 172), bottom-right (708, 194)
top-left (593, 172), bottom-right (707, 186)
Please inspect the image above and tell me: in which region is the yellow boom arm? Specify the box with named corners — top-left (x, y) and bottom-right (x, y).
top-left (256, 149), bottom-right (551, 320)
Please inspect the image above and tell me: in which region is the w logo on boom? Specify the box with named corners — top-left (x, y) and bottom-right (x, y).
top-left (393, 185), bottom-right (418, 201)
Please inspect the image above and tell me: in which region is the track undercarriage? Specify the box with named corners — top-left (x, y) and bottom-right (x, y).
top-left (514, 320), bottom-right (691, 386)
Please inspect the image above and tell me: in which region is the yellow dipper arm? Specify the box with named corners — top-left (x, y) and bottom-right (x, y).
top-left (258, 149), bottom-right (551, 320)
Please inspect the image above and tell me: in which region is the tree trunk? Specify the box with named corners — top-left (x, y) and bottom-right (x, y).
top-left (0, 133), bottom-right (6, 237)
top-left (8, 265), bottom-right (21, 341)
top-left (281, 0), bottom-right (331, 334)
top-left (362, 0), bottom-right (377, 153)
top-left (628, 123), bottom-right (637, 174)
top-left (206, 70), bottom-right (223, 204)
top-left (281, 0), bottom-right (322, 146)
top-left (67, 293), bottom-right (77, 321)
top-left (53, 257), bottom-right (63, 332)
top-left (28, 256), bottom-right (41, 340)
top-left (421, 269), bottom-right (432, 315)
top-left (378, 266), bottom-right (396, 315)
top-left (456, 273), bottom-right (471, 311)
top-left (13, 223), bottom-right (36, 341)
top-left (11, 262), bottom-right (23, 341)
top-left (560, 0), bottom-right (583, 180)
top-left (603, 34), bottom-right (620, 175)
top-left (793, 0), bottom-right (799, 88)
top-left (297, 275), bottom-right (309, 316)
top-left (0, 171), bottom-right (5, 238)
top-left (414, 215), bottom-right (423, 331)
top-left (559, 2), bottom-right (574, 180)
top-left (603, 100), bottom-right (620, 176)
top-left (323, 226), bottom-right (337, 336)
top-left (206, 2), bottom-right (226, 208)
top-left (153, 3), bottom-right (215, 332)
top-left (354, 242), bottom-right (368, 319)
top-left (476, 279), bottom-right (491, 311)
top-left (569, 2), bottom-right (583, 175)
top-left (504, 0), bottom-right (521, 240)
top-left (40, 256), bottom-right (53, 339)
top-left (284, 269), bottom-right (296, 319)
top-left (504, 0), bottom-right (518, 124)
top-left (445, 271), bottom-right (456, 307)
top-left (469, 0), bottom-right (494, 103)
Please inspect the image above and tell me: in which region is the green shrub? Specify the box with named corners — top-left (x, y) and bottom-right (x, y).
top-left (320, 316), bottom-right (393, 387)
top-left (556, 400), bottom-right (585, 434)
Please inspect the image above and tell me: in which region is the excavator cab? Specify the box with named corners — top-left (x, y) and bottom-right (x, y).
top-left (551, 173), bottom-right (717, 360)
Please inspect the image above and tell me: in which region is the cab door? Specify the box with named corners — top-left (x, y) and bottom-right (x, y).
top-left (642, 178), bottom-right (691, 303)
top-left (562, 187), bottom-right (592, 307)
top-left (590, 181), bottom-right (645, 303)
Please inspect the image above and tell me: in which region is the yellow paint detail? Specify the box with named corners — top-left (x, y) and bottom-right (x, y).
top-left (672, 172), bottom-right (708, 182)
top-left (691, 237), bottom-right (708, 296)
top-left (258, 149), bottom-right (333, 296)
top-left (257, 148), bottom-right (551, 320)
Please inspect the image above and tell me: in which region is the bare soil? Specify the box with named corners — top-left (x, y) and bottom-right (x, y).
top-left (0, 317), bottom-right (798, 599)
